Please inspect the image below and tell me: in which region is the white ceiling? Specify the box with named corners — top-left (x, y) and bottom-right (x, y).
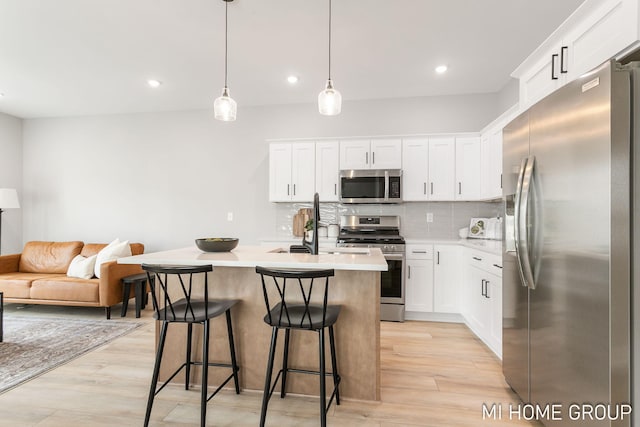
top-left (0, 0), bottom-right (585, 119)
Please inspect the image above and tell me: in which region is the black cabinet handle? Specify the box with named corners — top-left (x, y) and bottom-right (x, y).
top-left (458, 182), bottom-right (462, 195)
top-left (481, 279), bottom-right (486, 297)
top-left (423, 182), bottom-right (427, 195)
top-left (472, 256), bottom-right (482, 261)
top-left (430, 182), bottom-right (434, 195)
top-left (293, 184), bottom-right (296, 196)
top-left (485, 280), bottom-right (490, 299)
top-left (366, 152), bottom-right (369, 165)
top-left (334, 183), bottom-right (337, 195)
top-left (560, 46), bottom-right (568, 74)
top-left (372, 151), bottom-right (375, 165)
top-left (408, 265), bottom-right (411, 279)
top-left (287, 184), bottom-right (290, 196)
top-left (493, 264), bottom-right (503, 269)
top-left (437, 251), bottom-right (440, 265)
top-left (551, 53), bottom-right (559, 80)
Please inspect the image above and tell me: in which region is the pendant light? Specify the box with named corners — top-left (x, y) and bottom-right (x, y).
top-left (318, 0), bottom-right (342, 115)
top-left (214, 0), bottom-right (237, 121)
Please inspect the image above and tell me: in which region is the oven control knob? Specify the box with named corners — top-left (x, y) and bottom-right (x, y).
top-left (383, 245), bottom-right (389, 251)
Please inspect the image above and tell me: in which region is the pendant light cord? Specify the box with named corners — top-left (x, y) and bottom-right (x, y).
top-left (328, 0), bottom-right (332, 80)
top-left (224, 0), bottom-right (228, 88)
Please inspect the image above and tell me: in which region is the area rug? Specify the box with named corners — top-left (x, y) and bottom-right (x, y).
top-left (0, 315), bottom-right (142, 393)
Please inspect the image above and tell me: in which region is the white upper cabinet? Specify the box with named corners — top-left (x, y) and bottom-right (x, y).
top-left (480, 129), bottom-right (503, 200)
top-left (370, 138), bottom-right (402, 169)
top-left (402, 138), bottom-right (429, 201)
top-left (268, 142), bottom-right (315, 202)
top-left (455, 136), bottom-right (481, 200)
top-left (515, 0), bottom-right (638, 109)
top-left (339, 138), bottom-right (401, 170)
top-left (315, 141), bottom-right (340, 202)
top-left (428, 137), bottom-right (456, 201)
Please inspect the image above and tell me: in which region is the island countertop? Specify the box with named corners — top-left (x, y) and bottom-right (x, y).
top-left (118, 245), bottom-right (388, 271)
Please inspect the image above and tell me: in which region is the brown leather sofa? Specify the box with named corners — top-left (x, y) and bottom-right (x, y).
top-left (0, 241), bottom-right (144, 318)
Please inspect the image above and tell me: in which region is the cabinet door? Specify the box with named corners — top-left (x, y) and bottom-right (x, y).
top-left (405, 259), bottom-right (434, 313)
top-left (402, 138), bottom-right (429, 201)
top-left (466, 266), bottom-right (490, 335)
top-left (269, 143), bottom-right (292, 202)
top-left (455, 136), bottom-right (481, 200)
top-left (433, 245), bottom-right (460, 313)
top-left (340, 139), bottom-right (370, 170)
top-left (291, 142), bottom-right (315, 201)
top-left (428, 137), bottom-right (455, 200)
top-left (486, 273), bottom-right (502, 358)
top-left (370, 138), bottom-right (402, 169)
top-left (519, 45), bottom-right (564, 109)
top-left (315, 141), bottom-right (340, 202)
top-left (480, 130), bottom-right (503, 200)
top-left (564, 0), bottom-right (636, 83)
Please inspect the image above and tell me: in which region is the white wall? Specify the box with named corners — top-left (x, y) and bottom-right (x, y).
top-left (0, 112), bottom-right (23, 254)
top-left (22, 94), bottom-right (499, 252)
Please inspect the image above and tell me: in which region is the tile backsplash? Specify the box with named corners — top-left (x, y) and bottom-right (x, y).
top-left (274, 201), bottom-right (502, 240)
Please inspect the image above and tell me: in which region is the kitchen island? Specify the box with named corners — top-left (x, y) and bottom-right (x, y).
top-left (118, 245), bottom-right (387, 401)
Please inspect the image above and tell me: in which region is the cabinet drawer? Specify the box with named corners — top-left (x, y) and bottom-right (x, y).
top-left (466, 249), bottom-right (502, 276)
top-left (406, 244), bottom-right (433, 260)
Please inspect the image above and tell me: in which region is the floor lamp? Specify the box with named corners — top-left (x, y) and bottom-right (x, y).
top-left (0, 189), bottom-right (20, 255)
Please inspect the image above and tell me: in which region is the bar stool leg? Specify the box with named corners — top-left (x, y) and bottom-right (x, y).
top-left (260, 327), bottom-right (279, 427)
top-left (144, 321), bottom-right (168, 427)
top-left (225, 309), bottom-right (240, 394)
top-left (201, 319), bottom-right (210, 427)
top-left (186, 323), bottom-right (193, 390)
top-left (319, 328), bottom-right (327, 427)
top-left (280, 328), bottom-right (290, 398)
top-left (121, 282), bottom-right (131, 317)
top-left (329, 325), bottom-right (340, 405)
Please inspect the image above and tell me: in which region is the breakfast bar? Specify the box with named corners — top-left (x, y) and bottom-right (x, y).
top-left (118, 245), bottom-right (387, 401)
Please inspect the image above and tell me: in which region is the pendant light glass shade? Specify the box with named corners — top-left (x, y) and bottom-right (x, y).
top-left (318, 79), bottom-right (341, 115)
top-left (215, 0), bottom-right (236, 121)
top-left (318, 0), bottom-right (341, 116)
top-left (214, 87), bottom-right (237, 121)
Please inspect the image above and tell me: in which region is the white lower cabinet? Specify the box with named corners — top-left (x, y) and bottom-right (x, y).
top-left (405, 245), bottom-right (434, 312)
top-left (462, 248), bottom-right (502, 358)
top-left (433, 245), bottom-right (460, 313)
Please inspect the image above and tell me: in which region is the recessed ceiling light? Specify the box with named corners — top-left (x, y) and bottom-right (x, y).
top-left (147, 79), bottom-right (162, 88)
top-left (435, 65), bottom-right (448, 74)
top-left (287, 75), bottom-right (299, 84)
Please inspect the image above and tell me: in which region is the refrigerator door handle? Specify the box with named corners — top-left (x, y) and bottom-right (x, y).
top-left (518, 156), bottom-right (537, 290)
top-left (514, 157), bottom-right (528, 287)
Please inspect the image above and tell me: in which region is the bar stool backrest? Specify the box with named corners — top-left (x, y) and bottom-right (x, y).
top-left (142, 264), bottom-right (213, 322)
top-left (255, 267), bottom-right (335, 330)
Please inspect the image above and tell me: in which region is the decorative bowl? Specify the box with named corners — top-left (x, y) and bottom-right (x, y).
top-left (195, 238), bottom-right (239, 252)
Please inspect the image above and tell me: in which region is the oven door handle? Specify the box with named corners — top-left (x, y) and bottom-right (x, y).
top-left (383, 253), bottom-right (404, 260)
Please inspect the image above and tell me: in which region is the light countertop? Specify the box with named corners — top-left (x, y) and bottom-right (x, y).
top-left (118, 245), bottom-right (388, 271)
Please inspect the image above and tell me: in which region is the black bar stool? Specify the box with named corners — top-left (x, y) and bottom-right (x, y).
top-left (255, 266), bottom-right (341, 427)
top-left (142, 264), bottom-right (240, 427)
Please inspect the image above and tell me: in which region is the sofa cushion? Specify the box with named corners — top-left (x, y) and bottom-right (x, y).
top-left (30, 276), bottom-right (100, 303)
top-left (94, 239), bottom-right (132, 279)
top-left (81, 242), bottom-right (144, 257)
top-left (0, 272), bottom-right (57, 298)
top-left (19, 241), bottom-right (84, 274)
top-left (67, 254), bottom-right (98, 279)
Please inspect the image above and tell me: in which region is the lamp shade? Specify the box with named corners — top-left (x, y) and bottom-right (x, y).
top-left (0, 188), bottom-right (20, 209)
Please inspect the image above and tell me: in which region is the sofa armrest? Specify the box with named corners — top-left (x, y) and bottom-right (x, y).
top-left (0, 254), bottom-right (20, 274)
top-left (98, 260), bottom-right (144, 307)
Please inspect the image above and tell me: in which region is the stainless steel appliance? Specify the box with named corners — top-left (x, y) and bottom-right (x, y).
top-left (339, 169), bottom-right (402, 204)
top-left (503, 60), bottom-right (636, 426)
top-left (336, 215), bottom-right (405, 321)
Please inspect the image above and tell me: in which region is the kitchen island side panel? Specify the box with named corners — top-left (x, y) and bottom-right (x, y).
top-left (156, 267), bottom-right (381, 401)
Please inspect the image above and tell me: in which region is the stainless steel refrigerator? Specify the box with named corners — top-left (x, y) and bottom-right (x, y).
top-left (502, 60), bottom-right (636, 427)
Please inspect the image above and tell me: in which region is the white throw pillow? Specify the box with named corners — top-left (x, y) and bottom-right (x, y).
top-left (67, 254), bottom-right (98, 279)
top-left (94, 238), bottom-right (132, 278)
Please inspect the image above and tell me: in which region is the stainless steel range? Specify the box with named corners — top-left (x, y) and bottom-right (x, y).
top-left (336, 215), bottom-right (405, 322)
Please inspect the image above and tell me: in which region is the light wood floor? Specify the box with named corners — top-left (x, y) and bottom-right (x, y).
top-left (0, 303), bottom-right (537, 426)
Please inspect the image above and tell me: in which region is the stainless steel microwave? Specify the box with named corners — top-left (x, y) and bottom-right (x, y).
top-left (339, 169), bottom-right (402, 203)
